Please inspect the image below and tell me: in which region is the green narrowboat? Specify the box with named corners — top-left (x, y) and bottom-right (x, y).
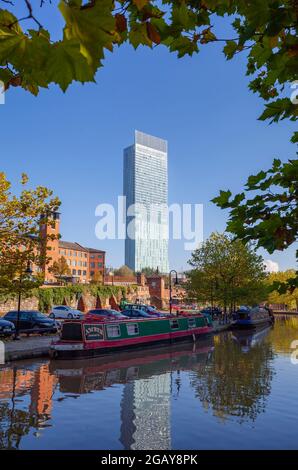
top-left (50, 314), bottom-right (212, 360)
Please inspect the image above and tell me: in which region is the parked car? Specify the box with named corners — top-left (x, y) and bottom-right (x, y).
top-left (4, 310), bottom-right (58, 334)
top-left (143, 306), bottom-right (165, 317)
top-left (123, 304), bottom-right (164, 317)
top-left (201, 307), bottom-right (222, 317)
top-left (122, 308), bottom-right (152, 319)
top-left (49, 305), bottom-right (84, 320)
top-left (0, 318), bottom-right (15, 337)
top-left (86, 309), bottom-right (128, 321)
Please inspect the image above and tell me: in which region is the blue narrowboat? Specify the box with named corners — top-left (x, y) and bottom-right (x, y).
top-left (234, 306), bottom-right (274, 329)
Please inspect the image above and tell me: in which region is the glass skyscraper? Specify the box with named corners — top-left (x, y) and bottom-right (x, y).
top-left (123, 130), bottom-right (169, 273)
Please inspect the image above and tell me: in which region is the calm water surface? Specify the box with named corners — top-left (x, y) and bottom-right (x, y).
top-left (0, 316), bottom-right (297, 450)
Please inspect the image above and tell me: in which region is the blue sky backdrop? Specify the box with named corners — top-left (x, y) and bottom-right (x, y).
top-left (0, 2), bottom-right (296, 271)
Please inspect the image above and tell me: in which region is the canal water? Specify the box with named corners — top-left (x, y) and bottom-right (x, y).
top-left (0, 316), bottom-right (297, 450)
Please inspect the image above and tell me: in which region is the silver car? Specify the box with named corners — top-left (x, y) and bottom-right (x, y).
top-left (49, 305), bottom-right (84, 320)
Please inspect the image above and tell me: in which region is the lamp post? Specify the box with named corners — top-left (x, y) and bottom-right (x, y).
top-left (109, 271), bottom-right (114, 286)
top-left (14, 261), bottom-right (33, 341)
top-left (169, 269), bottom-right (178, 316)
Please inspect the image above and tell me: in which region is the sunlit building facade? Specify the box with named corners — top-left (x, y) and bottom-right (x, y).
top-left (123, 130), bottom-right (169, 273)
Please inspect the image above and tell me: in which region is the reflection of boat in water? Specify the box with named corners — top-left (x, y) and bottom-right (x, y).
top-left (49, 338), bottom-right (214, 394)
top-left (232, 325), bottom-right (272, 353)
top-left (234, 306), bottom-right (274, 329)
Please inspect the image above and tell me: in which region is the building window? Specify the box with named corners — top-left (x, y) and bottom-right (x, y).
top-left (106, 324), bottom-right (121, 338)
top-left (74, 251), bottom-right (77, 256)
top-left (98, 254), bottom-right (102, 259)
top-left (188, 318), bottom-right (196, 329)
top-left (72, 269), bottom-right (76, 275)
top-left (69, 250), bottom-right (72, 256)
top-left (90, 271), bottom-right (94, 277)
top-left (90, 262), bottom-right (95, 268)
top-left (83, 270), bottom-right (86, 276)
top-left (97, 262), bottom-right (102, 268)
top-left (72, 260), bottom-right (76, 266)
top-left (170, 319), bottom-right (179, 330)
top-left (78, 270), bottom-right (82, 275)
top-left (91, 255), bottom-right (95, 259)
top-left (126, 323), bottom-right (139, 336)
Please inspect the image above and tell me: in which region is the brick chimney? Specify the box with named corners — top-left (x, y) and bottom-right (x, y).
top-left (136, 272), bottom-right (146, 287)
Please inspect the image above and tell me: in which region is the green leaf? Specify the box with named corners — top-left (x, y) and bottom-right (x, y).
top-left (212, 190), bottom-right (232, 208)
top-left (291, 132), bottom-right (298, 144)
top-left (169, 36), bottom-right (198, 58)
top-left (59, 0), bottom-right (115, 69)
top-left (0, 26), bottom-right (27, 66)
top-left (223, 41), bottom-right (238, 60)
top-left (0, 67), bottom-right (13, 86)
top-left (129, 23), bottom-right (152, 49)
top-left (258, 98), bottom-right (297, 124)
top-left (246, 171), bottom-right (267, 188)
top-left (46, 40), bottom-right (95, 92)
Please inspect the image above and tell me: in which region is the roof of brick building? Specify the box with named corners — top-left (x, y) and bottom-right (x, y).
top-left (58, 241), bottom-right (87, 251)
top-left (59, 241), bottom-right (105, 253)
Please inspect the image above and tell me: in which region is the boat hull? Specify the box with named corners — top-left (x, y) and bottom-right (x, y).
top-left (234, 317), bottom-right (273, 329)
top-left (50, 322), bottom-right (212, 360)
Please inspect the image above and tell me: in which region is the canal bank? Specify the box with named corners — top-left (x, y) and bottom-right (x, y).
top-left (2, 322), bottom-right (232, 362)
top-left (3, 335), bottom-right (57, 362)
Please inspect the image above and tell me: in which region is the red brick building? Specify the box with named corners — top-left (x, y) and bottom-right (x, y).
top-left (40, 212), bottom-right (105, 284)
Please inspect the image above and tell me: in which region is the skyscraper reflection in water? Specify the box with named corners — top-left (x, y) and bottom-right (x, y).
top-left (120, 373), bottom-right (171, 450)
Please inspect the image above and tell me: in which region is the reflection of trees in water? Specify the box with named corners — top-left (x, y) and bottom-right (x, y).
top-left (190, 332), bottom-right (274, 423)
top-left (0, 401), bottom-right (40, 449)
top-left (269, 316), bottom-right (298, 354)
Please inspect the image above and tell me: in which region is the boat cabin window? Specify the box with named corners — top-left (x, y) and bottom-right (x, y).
top-left (61, 322), bottom-right (83, 341)
top-left (170, 319), bottom-right (179, 329)
top-left (188, 318), bottom-right (196, 329)
top-left (126, 323), bottom-right (139, 336)
top-left (106, 324), bottom-right (121, 338)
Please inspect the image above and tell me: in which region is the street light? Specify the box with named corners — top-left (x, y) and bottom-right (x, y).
top-left (169, 269), bottom-right (178, 316)
top-left (14, 261), bottom-right (33, 341)
top-left (109, 271), bottom-right (114, 286)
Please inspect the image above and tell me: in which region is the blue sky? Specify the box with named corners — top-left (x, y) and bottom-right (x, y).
top-left (0, 2), bottom-right (296, 271)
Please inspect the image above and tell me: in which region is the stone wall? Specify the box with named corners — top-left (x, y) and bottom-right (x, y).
top-left (0, 275), bottom-right (179, 315)
top-left (0, 297), bottom-right (39, 317)
top-left (0, 284), bottom-right (152, 315)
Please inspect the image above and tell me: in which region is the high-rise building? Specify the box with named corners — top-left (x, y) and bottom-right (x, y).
top-left (124, 130), bottom-right (169, 273)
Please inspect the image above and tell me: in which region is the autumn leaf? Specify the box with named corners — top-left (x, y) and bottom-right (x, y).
top-left (115, 13), bottom-right (127, 33)
top-left (146, 22), bottom-right (161, 44)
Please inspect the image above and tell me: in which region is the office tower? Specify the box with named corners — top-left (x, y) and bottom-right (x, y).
top-left (123, 130), bottom-right (169, 273)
